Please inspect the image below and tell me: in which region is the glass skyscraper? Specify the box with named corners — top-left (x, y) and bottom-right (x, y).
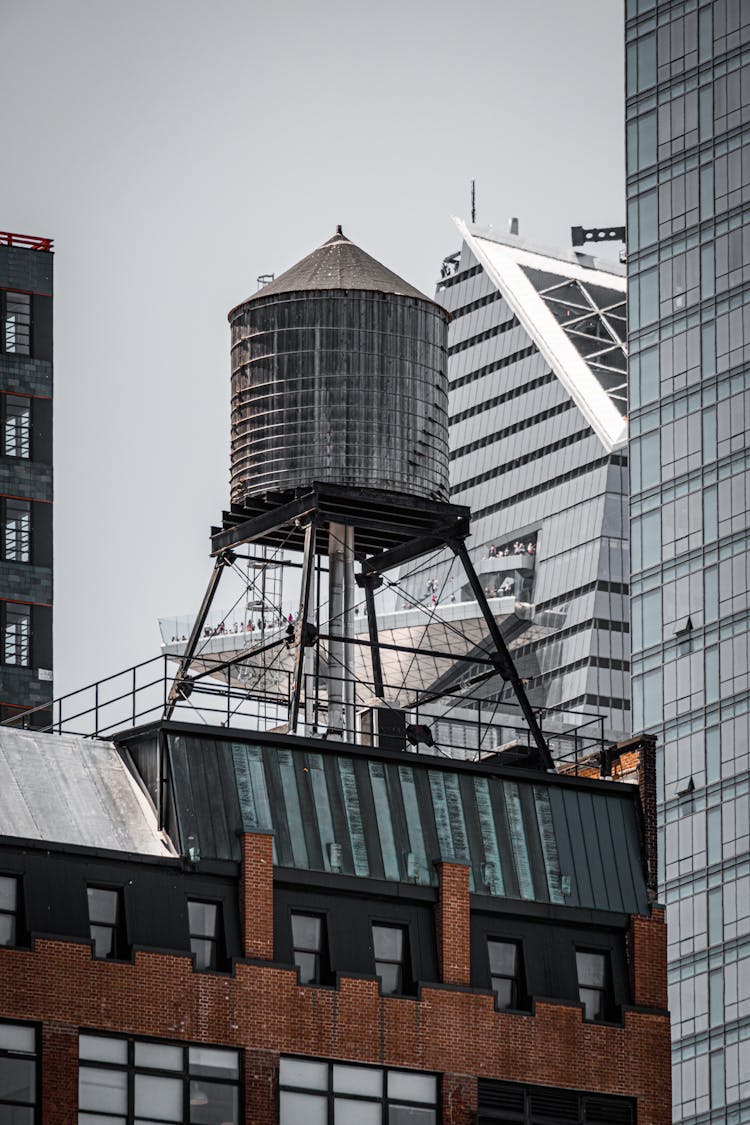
top-left (626, 2), bottom-right (750, 1120)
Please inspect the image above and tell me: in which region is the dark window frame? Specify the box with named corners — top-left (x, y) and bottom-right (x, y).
top-left (279, 1054), bottom-right (439, 1124)
top-left (290, 909), bottom-right (331, 986)
top-left (187, 897), bottom-right (227, 973)
top-left (0, 873), bottom-right (23, 949)
top-left (77, 1028), bottom-right (242, 1123)
top-left (575, 946), bottom-right (614, 1022)
top-left (371, 920), bottom-right (413, 997)
top-left (487, 937), bottom-right (527, 1012)
top-left (0, 393), bottom-right (32, 459)
top-left (0, 600), bottom-right (31, 667)
top-left (86, 885), bottom-right (128, 961)
top-left (0, 290), bottom-right (32, 357)
top-left (1, 497), bottom-right (32, 564)
top-left (0, 1018), bottom-right (39, 1120)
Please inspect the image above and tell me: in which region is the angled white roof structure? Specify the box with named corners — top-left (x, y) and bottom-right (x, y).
top-left (0, 727), bottom-right (173, 855)
top-left (453, 219), bottom-right (628, 452)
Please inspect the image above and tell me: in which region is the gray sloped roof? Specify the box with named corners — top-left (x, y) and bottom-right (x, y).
top-left (0, 728), bottom-right (172, 855)
top-left (166, 731), bottom-right (648, 915)
top-left (233, 227), bottom-right (440, 308)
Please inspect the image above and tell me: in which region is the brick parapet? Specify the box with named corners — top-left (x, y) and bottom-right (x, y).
top-left (435, 862), bottom-right (471, 986)
top-left (629, 905), bottom-right (668, 1011)
top-left (239, 831), bottom-right (274, 960)
top-left (0, 932), bottom-right (670, 1123)
top-left (635, 737), bottom-right (659, 901)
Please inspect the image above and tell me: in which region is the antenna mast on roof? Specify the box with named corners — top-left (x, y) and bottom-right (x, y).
top-left (470, 180), bottom-right (476, 224)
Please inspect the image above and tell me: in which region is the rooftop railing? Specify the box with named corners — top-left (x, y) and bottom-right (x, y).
top-left (0, 231), bottom-right (54, 252)
top-left (0, 653), bottom-right (613, 775)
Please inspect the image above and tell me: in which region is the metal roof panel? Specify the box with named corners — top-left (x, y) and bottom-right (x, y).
top-left (166, 733), bottom-right (648, 914)
top-left (0, 728), bottom-right (172, 855)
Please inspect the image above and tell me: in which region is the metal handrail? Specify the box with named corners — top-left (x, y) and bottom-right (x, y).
top-left (0, 652), bottom-right (610, 773)
top-left (0, 231), bottom-right (54, 251)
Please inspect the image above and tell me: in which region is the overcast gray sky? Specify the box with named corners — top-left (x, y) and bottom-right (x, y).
top-left (2, 0), bottom-right (624, 697)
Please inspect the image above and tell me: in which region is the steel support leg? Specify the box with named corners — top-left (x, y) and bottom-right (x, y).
top-left (289, 520), bottom-right (317, 733)
top-left (328, 521), bottom-right (355, 737)
top-left (357, 571), bottom-right (384, 698)
top-left (451, 539), bottom-right (552, 769)
top-left (163, 552), bottom-right (233, 720)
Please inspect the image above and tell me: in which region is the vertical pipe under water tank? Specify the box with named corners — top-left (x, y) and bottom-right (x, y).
top-left (328, 522), bottom-right (355, 738)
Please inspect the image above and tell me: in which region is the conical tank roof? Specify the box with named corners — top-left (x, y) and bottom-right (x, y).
top-left (233, 226), bottom-right (443, 309)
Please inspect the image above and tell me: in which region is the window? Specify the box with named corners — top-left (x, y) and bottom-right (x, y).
top-left (1, 395), bottom-right (31, 458)
top-left (633, 666), bottom-right (662, 731)
top-left (2, 603), bottom-right (30, 667)
top-left (2, 499), bottom-right (30, 563)
top-left (631, 509), bottom-right (661, 573)
top-left (631, 589), bottom-right (662, 652)
top-left (576, 949), bottom-right (612, 1021)
top-left (626, 110), bottom-right (656, 174)
top-left (0, 1021), bottom-right (37, 1122)
top-left (279, 1056), bottom-right (437, 1125)
top-left (372, 924), bottom-right (408, 995)
top-left (188, 900), bottom-right (224, 972)
top-left (627, 188), bottom-right (658, 253)
top-left (627, 33), bottom-right (656, 93)
top-left (630, 430), bottom-right (660, 492)
top-left (1, 291), bottom-right (31, 356)
top-left (78, 1033), bottom-right (239, 1124)
top-left (478, 1077), bottom-right (634, 1124)
top-left (291, 912), bottom-right (327, 985)
top-left (0, 876), bottom-right (20, 947)
top-left (487, 939), bottom-right (524, 1010)
top-left (87, 887), bottom-right (126, 960)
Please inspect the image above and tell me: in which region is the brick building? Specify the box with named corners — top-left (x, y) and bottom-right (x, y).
top-left (0, 719), bottom-right (670, 1123)
top-left (0, 227), bottom-right (669, 1123)
top-left (0, 231), bottom-right (54, 725)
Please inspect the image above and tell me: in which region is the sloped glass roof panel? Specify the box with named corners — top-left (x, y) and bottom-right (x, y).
top-left (522, 266), bottom-right (628, 416)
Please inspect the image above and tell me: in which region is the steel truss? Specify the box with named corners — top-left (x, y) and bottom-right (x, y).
top-left (162, 484), bottom-right (553, 769)
top-left (536, 277), bottom-right (627, 411)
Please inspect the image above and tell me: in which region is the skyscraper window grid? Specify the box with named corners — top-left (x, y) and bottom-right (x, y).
top-left (626, 1), bottom-right (750, 1120)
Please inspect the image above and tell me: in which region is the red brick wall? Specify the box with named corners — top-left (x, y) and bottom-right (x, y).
top-left (0, 838), bottom-right (671, 1124)
top-left (635, 737), bottom-right (659, 902)
top-left (442, 1072), bottom-right (478, 1124)
top-left (41, 1023), bottom-right (78, 1125)
top-left (629, 906), bottom-right (668, 1010)
top-left (435, 862), bottom-right (470, 986)
top-left (240, 832), bottom-right (274, 960)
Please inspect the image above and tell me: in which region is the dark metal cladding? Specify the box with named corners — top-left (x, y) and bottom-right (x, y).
top-left (164, 731), bottom-right (649, 916)
top-left (229, 228), bottom-right (450, 505)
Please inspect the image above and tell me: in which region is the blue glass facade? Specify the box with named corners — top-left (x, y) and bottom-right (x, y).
top-left (626, 1), bottom-right (750, 1119)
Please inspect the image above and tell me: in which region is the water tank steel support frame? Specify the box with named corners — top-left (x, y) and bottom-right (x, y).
top-left (164, 484), bottom-right (552, 766)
